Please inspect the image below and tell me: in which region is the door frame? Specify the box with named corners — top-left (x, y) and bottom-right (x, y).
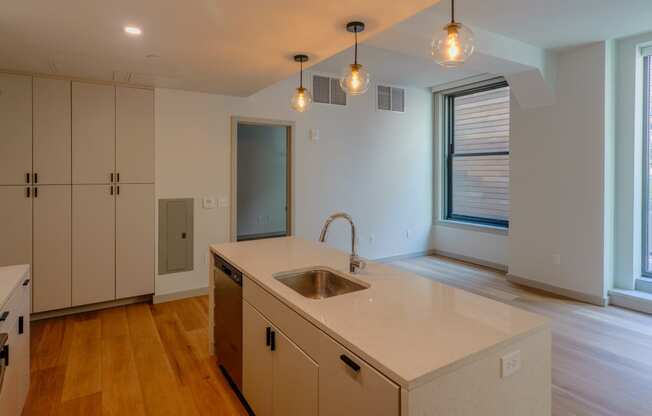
top-left (230, 116), bottom-right (294, 242)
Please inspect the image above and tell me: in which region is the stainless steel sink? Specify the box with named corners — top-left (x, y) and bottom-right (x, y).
top-left (274, 268), bottom-right (368, 299)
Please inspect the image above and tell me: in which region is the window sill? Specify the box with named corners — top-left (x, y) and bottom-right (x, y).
top-left (435, 219), bottom-right (508, 236)
top-left (635, 277), bottom-right (652, 294)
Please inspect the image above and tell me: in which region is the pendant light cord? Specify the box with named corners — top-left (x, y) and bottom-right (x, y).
top-left (354, 29), bottom-right (358, 65)
top-left (299, 60), bottom-right (303, 88)
top-left (451, 0), bottom-right (455, 22)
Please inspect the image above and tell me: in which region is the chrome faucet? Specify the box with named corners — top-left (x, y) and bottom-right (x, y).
top-left (319, 212), bottom-right (366, 274)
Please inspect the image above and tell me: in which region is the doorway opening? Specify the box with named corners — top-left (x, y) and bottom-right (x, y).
top-left (231, 117), bottom-right (292, 242)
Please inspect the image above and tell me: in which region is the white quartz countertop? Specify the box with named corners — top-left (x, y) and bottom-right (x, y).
top-left (210, 237), bottom-right (548, 389)
top-left (0, 265), bottom-right (29, 308)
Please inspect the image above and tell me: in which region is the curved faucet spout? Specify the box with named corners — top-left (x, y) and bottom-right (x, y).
top-left (318, 212), bottom-right (365, 273)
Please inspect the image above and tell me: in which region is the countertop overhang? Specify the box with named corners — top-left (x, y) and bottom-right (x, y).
top-left (0, 265), bottom-right (29, 308)
top-left (210, 237), bottom-right (549, 390)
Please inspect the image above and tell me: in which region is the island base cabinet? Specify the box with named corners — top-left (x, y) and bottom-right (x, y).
top-left (318, 331), bottom-right (400, 416)
top-left (243, 301), bottom-right (318, 416)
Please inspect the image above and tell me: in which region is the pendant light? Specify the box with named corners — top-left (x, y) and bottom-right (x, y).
top-left (340, 21), bottom-right (370, 96)
top-left (431, 0), bottom-right (474, 68)
top-left (290, 54), bottom-right (312, 113)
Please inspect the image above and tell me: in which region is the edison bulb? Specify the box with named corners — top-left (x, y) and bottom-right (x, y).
top-left (291, 87), bottom-right (312, 112)
top-left (431, 22), bottom-right (474, 68)
top-left (340, 63), bottom-right (370, 95)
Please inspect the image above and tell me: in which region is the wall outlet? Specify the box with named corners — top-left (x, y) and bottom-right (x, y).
top-left (309, 128), bottom-right (320, 142)
top-left (218, 197), bottom-right (229, 208)
top-left (501, 350), bottom-right (521, 378)
top-left (552, 253), bottom-right (561, 265)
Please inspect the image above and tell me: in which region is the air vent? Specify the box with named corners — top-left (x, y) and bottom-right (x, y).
top-left (313, 75), bottom-right (347, 106)
top-left (377, 85), bottom-right (405, 113)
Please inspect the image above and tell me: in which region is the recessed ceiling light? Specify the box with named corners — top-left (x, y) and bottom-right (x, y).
top-left (124, 26), bottom-right (142, 36)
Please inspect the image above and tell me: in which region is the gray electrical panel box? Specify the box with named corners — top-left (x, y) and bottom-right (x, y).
top-left (158, 198), bottom-right (194, 275)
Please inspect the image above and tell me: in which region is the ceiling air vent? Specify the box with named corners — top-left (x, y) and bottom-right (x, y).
top-left (313, 75), bottom-right (347, 106)
top-left (377, 85), bottom-right (405, 113)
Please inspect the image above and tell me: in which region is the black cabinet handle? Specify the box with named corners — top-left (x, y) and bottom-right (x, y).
top-left (110, 172), bottom-right (114, 182)
top-left (116, 172), bottom-right (120, 182)
top-left (34, 172), bottom-right (38, 183)
top-left (18, 316), bottom-right (23, 335)
top-left (26, 187), bottom-right (30, 198)
top-left (0, 311), bottom-right (8, 322)
top-left (34, 187), bottom-right (38, 198)
top-left (1, 345), bottom-right (8, 366)
top-left (266, 327), bottom-right (271, 347)
top-left (116, 185), bottom-right (120, 195)
top-left (110, 186), bottom-right (114, 195)
top-left (340, 354), bottom-right (361, 372)
top-left (270, 330), bottom-right (276, 351)
top-left (22, 279), bottom-right (30, 287)
top-left (26, 172), bottom-right (30, 184)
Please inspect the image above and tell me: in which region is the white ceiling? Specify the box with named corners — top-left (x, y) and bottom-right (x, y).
top-left (0, 0), bottom-right (438, 95)
top-left (413, 0), bottom-right (652, 50)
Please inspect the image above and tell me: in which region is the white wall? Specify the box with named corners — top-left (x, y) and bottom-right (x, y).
top-left (509, 42), bottom-right (611, 302)
top-left (236, 124), bottom-right (287, 238)
top-left (155, 75), bottom-right (433, 296)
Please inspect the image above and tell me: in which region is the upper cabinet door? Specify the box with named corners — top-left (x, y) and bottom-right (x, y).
top-left (116, 87), bottom-right (154, 183)
top-left (0, 186), bottom-right (32, 267)
top-left (34, 78), bottom-right (71, 184)
top-left (115, 184), bottom-right (154, 298)
top-left (72, 82), bottom-right (115, 184)
top-left (0, 74), bottom-right (32, 185)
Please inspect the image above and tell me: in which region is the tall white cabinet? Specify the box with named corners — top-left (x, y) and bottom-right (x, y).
top-left (0, 73), bottom-right (155, 313)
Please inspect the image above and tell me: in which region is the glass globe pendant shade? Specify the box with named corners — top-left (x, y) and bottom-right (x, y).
top-left (431, 22), bottom-right (474, 68)
top-left (291, 87), bottom-right (312, 112)
top-left (340, 63), bottom-right (370, 96)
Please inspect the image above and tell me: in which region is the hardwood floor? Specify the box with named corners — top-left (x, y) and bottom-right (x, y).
top-left (24, 255), bottom-right (652, 416)
top-left (24, 297), bottom-right (247, 416)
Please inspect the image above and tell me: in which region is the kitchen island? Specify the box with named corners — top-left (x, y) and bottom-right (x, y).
top-left (209, 237), bottom-right (550, 416)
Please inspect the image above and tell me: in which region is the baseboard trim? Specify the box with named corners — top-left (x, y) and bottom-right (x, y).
top-left (507, 274), bottom-right (608, 307)
top-left (374, 250), bottom-right (437, 264)
top-left (432, 249), bottom-right (508, 272)
top-left (153, 286), bottom-right (209, 304)
top-left (609, 289), bottom-right (652, 315)
top-left (31, 295), bottom-right (152, 321)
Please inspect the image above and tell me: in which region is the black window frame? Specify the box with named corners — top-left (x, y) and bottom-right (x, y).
top-left (642, 55), bottom-right (651, 277)
top-left (444, 80), bottom-right (510, 228)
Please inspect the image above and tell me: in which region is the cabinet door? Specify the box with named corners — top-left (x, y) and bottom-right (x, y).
top-left (0, 319), bottom-right (21, 416)
top-left (243, 301), bottom-right (273, 416)
top-left (0, 74), bottom-right (32, 185)
top-left (318, 332), bottom-right (400, 416)
top-left (116, 184), bottom-right (154, 298)
top-left (272, 329), bottom-right (318, 416)
top-left (34, 78), bottom-right (71, 184)
top-left (0, 187), bottom-right (32, 267)
top-left (72, 82), bottom-right (115, 184)
top-left (33, 185), bottom-right (71, 312)
top-left (116, 87), bottom-right (154, 183)
top-left (72, 184), bottom-right (115, 306)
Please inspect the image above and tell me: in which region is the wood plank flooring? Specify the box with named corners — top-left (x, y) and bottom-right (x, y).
top-left (24, 255), bottom-right (652, 416)
top-left (24, 297), bottom-right (247, 416)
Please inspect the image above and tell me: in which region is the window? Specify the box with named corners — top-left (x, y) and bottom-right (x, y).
top-left (642, 54), bottom-right (652, 276)
top-left (313, 75), bottom-right (346, 106)
top-left (443, 80), bottom-right (510, 228)
top-left (377, 85), bottom-right (405, 112)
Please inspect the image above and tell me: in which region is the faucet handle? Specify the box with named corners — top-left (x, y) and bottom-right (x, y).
top-left (349, 255), bottom-right (366, 274)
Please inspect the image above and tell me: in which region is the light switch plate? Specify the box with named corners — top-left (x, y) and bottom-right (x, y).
top-left (501, 350), bottom-right (521, 378)
top-left (218, 197), bottom-right (229, 208)
top-left (202, 197), bottom-right (217, 209)
top-left (309, 128), bottom-right (320, 141)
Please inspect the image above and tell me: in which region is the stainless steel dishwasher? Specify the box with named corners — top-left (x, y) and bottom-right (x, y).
top-left (213, 253), bottom-right (243, 391)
